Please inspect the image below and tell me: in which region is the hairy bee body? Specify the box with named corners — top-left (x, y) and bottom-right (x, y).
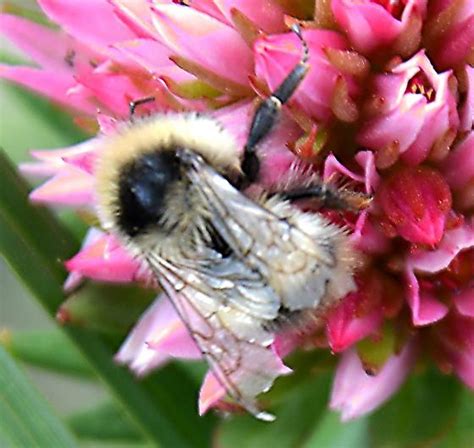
top-left (95, 113), bottom-right (358, 420)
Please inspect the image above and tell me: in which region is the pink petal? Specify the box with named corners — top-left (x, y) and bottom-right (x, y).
top-left (63, 228), bottom-right (106, 292)
top-left (65, 233), bottom-right (145, 283)
top-left (327, 291), bottom-right (384, 352)
top-left (72, 60), bottom-right (156, 117)
top-left (97, 113), bottom-right (120, 134)
top-left (38, 0), bottom-right (136, 52)
top-left (0, 65), bottom-right (95, 114)
top-left (355, 150), bottom-right (380, 192)
top-left (443, 132), bottom-right (474, 190)
top-left (460, 65), bottom-right (474, 132)
top-left (434, 312), bottom-right (474, 389)
top-left (454, 287), bottom-right (474, 318)
top-left (146, 321), bottom-right (201, 360)
top-left (454, 347), bottom-right (474, 389)
top-left (212, 0), bottom-right (286, 33)
top-left (63, 150), bottom-right (97, 174)
top-left (199, 371), bottom-right (228, 415)
top-left (331, 0), bottom-right (402, 54)
top-left (330, 341), bottom-right (417, 421)
top-left (110, 0), bottom-right (158, 39)
top-left (116, 295), bottom-right (183, 376)
top-left (198, 349), bottom-right (291, 415)
top-left (0, 14), bottom-right (89, 72)
top-left (323, 153), bottom-right (365, 185)
top-left (20, 138), bottom-right (100, 178)
top-left (254, 29), bottom-right (354, 122)
top-left (434, 14), bottom-right (474, 70)
top-left (151, 4), bottom-right (253, 85)
top-left (408, 221), bottom-right (474, 273)
top-left (405, 268), bottom-right (449, 326)
top-left (214, 101), bottom-right (300, 187)
top-left (323, 151), bottom-right (380, 194)
top-left (188, 0), bottom-right (229, 24)
top-left (351, 212), bottom-right (391, 254)
top-left (29, 167), bottom-right (94, 206)
top-left (370, 71), bottom-right (412, 114)
top-left (400, 100), bottom-right (449, 165)
top-left (358, 94), bottom-right (426, 154)
top-left (112, 39), bottom-right (191, 80)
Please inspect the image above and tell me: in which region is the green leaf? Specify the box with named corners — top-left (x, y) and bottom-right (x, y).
top-left (368, 368), bottom-right (463, 448)
top-left (58, 283), bottom-right (154, 334)
top-left (0, 345), bottom-right (77, 447)
top-left (1, 329), bottom-right (95, 378)
top-left (0, 152), bottom-right (216, 447)
top-left (302, 411), bottom-right (368, 448)
top-left (67, 401), bottom-right (143, 441)
top-left (217, 371), bottom-right (333, 448)
top-left (434, 388), bottom-right (474, 448)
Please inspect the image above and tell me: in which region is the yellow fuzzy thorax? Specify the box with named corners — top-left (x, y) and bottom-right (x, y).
top-left (94, 113), bottom-right (240, 232)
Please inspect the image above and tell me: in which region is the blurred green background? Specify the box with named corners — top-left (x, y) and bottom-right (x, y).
top-left (1, 4), bottom-right (473, 447)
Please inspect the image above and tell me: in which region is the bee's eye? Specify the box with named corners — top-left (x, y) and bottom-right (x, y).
top-left (117, 151), bottom-right (180, 236)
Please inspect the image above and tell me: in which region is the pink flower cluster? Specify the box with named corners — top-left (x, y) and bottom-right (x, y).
top-left (1, 0), bottom-right (472, 420)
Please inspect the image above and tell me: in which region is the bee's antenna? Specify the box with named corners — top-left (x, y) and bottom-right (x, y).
top-left (129, 96), bottom-right (156, 118)
top-left (241, 24), bottom-right (310, 186)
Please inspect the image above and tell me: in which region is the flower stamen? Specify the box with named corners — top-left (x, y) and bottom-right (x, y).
top-left (406, 71), bottom-right (436, 102)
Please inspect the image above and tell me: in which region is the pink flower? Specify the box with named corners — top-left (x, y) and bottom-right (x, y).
top-left (2, 0), bottom-right (473, 422)
top-left (424, 0), bottom-right (474, 70)
top-left (115, 295), bottom-right (201, 377)
top-left (405, 222), bottom-right (474, 327)
top-left (358, 51), bottom-right (459, 166)
top-left (331, 0), bottom-right (427, 56)
top-left (254, 29), bottom-right (360, 122)
top-left (443, 132), bottom-right (474, 211)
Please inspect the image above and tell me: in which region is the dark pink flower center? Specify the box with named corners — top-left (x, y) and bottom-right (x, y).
top-left (372, 0), bottom-right (406, 20)
top-left (405, 71), bottom-right (436, 102)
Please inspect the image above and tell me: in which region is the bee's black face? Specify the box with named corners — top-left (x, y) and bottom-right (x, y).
top-left (117, 150), bottom-right (180, 236)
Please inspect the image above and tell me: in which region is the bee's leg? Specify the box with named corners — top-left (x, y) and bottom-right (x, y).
top-left (280, 182), bottom-right (372, 212)
top-left (241, 24), bottom-right (309, 186)
top-left (129, 96), bottom-right (156, 118)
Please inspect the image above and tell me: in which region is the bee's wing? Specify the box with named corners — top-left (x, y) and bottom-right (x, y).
top-left (145, 252), bottom-right (284, 421)
top-left (188, 160), bottom-right (355, 312)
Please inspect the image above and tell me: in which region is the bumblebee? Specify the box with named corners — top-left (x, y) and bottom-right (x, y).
top-left (95, 25), bottom-right (365, 420)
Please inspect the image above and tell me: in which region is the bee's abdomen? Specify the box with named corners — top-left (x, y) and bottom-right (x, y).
top-left (117, 150), bottom-right (180, 236)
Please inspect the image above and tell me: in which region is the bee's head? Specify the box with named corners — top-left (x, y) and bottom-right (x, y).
top-left (116, 150), bottom-right (181, 237)
top-left (95, 114), bottom-right (240, 239)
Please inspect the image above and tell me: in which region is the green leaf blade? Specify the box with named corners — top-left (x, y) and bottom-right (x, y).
top-left (0, 345), bottom-right (77, 448)
top-left (68, 401), bottom-right (143, 442)
top-left (368, 368), bottom-right (463, 448)
top-left (302, 412), bottom-right (368, 448)
top-left (2, 329), bottom-right (95, 378)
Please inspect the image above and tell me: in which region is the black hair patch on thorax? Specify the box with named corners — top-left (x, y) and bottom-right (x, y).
top-left (117, 150), bottom-right (181, 236)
